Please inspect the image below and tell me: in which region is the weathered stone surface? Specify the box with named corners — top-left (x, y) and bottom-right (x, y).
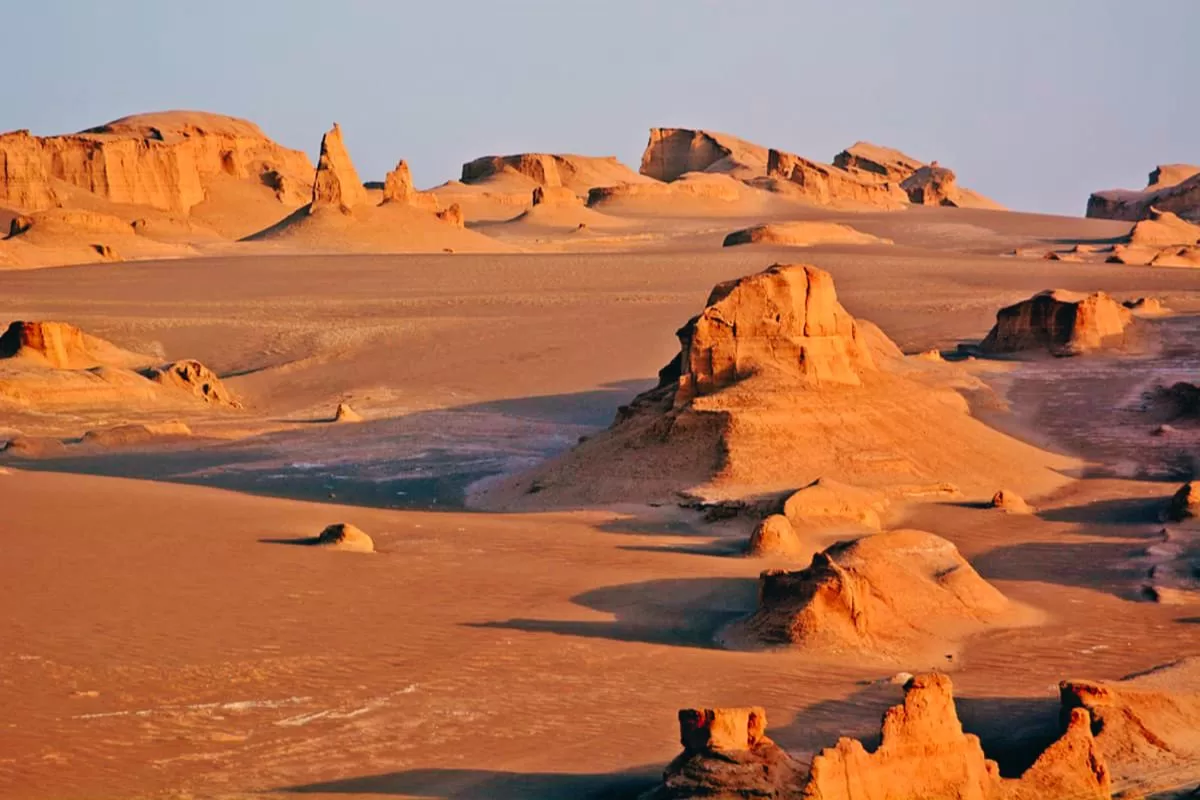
top-left (979, 290), bottom-right (1133, 356)
top-left (334, 402), bottom-right (363, 423)
top-left (1165, 482), bottom-right (1200, 521)
top-left (0, 321), bottom-right (154, 370)
top-left (639, 128), bottom-right (770, 182)
top-left (833, 141), bottom-right (924, 181)
top-left (990, 489), bottom-right (1033, 514)
top-left (767, 149), bottom-right (908, 208)
top-left (143, 360), bottom-right (241, 408)
top-left (435, 203), bottom-right (464, 228)
top-left (381, 159), bottom-right (439, 210)
top-left (900, 165), bottom-right (961, 206)
top-left (461, 152), bottom-right (647, 193)
top-left (311, 123), bottom-right (368, 213)
top-left (723, 221), bottom-right (891, 248)
top-left (1088, 164), bottom-right (1200, 222)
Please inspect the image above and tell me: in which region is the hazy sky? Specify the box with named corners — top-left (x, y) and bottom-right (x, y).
top-left (6, 1), bottom-right (1196, 215)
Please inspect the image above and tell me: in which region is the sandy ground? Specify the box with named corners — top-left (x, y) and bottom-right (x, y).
top-left (3, 205), bottom-right (1200, 798)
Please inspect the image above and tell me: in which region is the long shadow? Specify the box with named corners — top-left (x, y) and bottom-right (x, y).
top-left (281, 766), bottom-right (657, 798)
top-left (467, 577), bottom-right (758, 649)
top-left (972, 539), bottom-right (1152, 600)
top-left (0, 380), bottom-right (652, 512)
top-left (1037, 496), bottom-right (1167, 526)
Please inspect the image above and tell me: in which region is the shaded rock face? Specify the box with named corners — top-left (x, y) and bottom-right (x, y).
top-left (1088, 164), bottom-right (1200, 222)
top-left (832, 142), bottom-right (924, 181)
top-left (641, 707), bottom-right (805, 799)
top-left (1060, 658), bottom-right (1200, 795)
top-left (900, 165), bottom-right (961, 206)
top-left (0, 111), bottom-right (313, 213)
top-left (311, 123), bottom-right (368, 213)
top-left (1166, 482), bottom-right (1199, 521)
top-left (979, 290), bottom-right (1133, 356)
top-left (741, 530), bottom-right (1011, 656)
top-left (143, 360), bottom-right (241, 408)
top-left (767, 149), bottom-right (908, 208)
top-left (460, 152), bottom-right (644, 193)
top-left (315, 523), bottom-right (374, 553)
top-left (990, 489), bottom-right (1033, 514)
top-left (639, 128), bottom-right (770, 183)
top-left (666, 264), bottom-right (878, 406)
top-left (531, 185), bottom-right (581, 207)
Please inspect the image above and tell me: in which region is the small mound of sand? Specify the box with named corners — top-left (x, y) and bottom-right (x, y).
top-left (979, 290), bottom-right (1134, 356)
top-left (0, 321), bottom-right (155, 370)
top-left (81, 421), bottom-right (192, 447)
top-left (1127, 208), bottom-right (1200, 247)
top-left (783, 478), bottom-right (887, 532)
top-left (990, 488), bottom-right (1033, 514)
top-left (733, 530), bottom-right (1019, 659)
top-left (143, 360), bottom-right (240, 408)
top-left (333, 402), bottom-right (362, 423)
top-left (639, 706), bottom-right (803, 799)
top-left (722, 221), bottom-right (891, 248)
top-left (639, 128), bottom-right (769, 182)
top-left (315, 523), bottom-right (374, 553)
top-left (747, 514), bottom-right (806, 559)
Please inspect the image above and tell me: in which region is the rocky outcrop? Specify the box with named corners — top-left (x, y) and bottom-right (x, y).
top-left (587, 172), bottom-right (748, 208)
top-left (1165, 482), bottom-right (1199, 521)
top-left (990, 489), bottom-right (1033, 514)
top-left (435, 203), bottom-right (465, 228)
top-left (0, 110), bottom-right (313, 214)
top-left (832, 142), bottom-right (924, 181)
top-left (333, 402), bottom-right (363, 423)
top-left (640, 707), bottom-right (805, 799)
top-left (1060, 659), bottom-right (1200, 795)
top-left (737, 530), bottom-right (1014, 657)
top-left (531, 185), bottom-right (581, 207)
top-left (723, 221), bottom-right (891, 248)
top-left (748, 514), bottom-right (806, 558)
top-left (666, 264), bottom-right (879, 406)
top-left (81, 421), bottom-right (193, 446)
top-left (380, 160), bottom-right (439, 211)
top-left (143, 360), bottom-right (241, 407)
top-left (1088, 164), bottom-right (1200, 222)
top-left (0, 321), bottom-right (154, 370)
top-left (314, 523), bottom-right (375, 553)
top-left (979, 290), bottom-right (1134, 356)
top-left (461, 152), bottom-right (647, 193)
top-left (639, 128), bottom-right (770, 182)
top-left (311, 123), bottom-right (368, 214)
top-left (766, 149), bottom-right (908, 209)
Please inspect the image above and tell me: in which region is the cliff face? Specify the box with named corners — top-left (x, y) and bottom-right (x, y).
top-left (766, 149), bottom-right (909, 209)
top-left (1087, 165), bottom-right (1200, 222)
top-left (0, 111), bottom-right (313, 214)
top-left (639, 128), bottom-right (770, 182)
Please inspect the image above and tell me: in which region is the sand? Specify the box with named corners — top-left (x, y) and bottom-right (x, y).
top-left (4, 166), bottom-right (1200, 800)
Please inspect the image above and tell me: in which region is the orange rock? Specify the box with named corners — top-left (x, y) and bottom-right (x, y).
top-left (311, 123), bottom-right (368, 214)
top-left (783, 478), bottom-right (887, 532)
top-left (461, 152), bottom-right (647, 193)
top-left (766, 149), bottom-right (908, 208)
top-left (748, 514), bottom-right (806, 558)
top-left (436, 203), bottom-right (465, 228)
top-left (1088, 164), bottom-right (1200, 222)
top-left (638, 128), bottom-right (769, 182)
top-left (143, 360), bottom-right (241, 408)
top-left (979, 290), bottom-right (1133, 356)
top-left (722, 221), bottom-right (890, 248)
top-left (901, 164), bottom-right (962, 206)
top-left (833, 141), bottom-right (924, 181)
top-left (531, 185), bottom-right (581, 207)
top-left (990, 489), bottom-right (1033, 514)
top-left (333, 402), bottom-right (363, 423)
top-left (381, 159), bottom-right (439, 211)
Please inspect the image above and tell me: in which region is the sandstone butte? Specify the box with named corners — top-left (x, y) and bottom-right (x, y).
top-left (731, 530), bottom-right (1021, 660)
top-left (636, 128), bottom-right (1002, 210)
top-left (979, 290), bottom-right (1134, 356)
top-left (310, 123), bottom-right (369, 213)
top-left (0, 110), bottom-right (313, 214)
top-left (459, 152), bottom-right (651, 195)
top-left (473, 263), bottom-right (1076, 510)
top-left (1087, 163), bottom-right (1200, 222)
top-left (641, 673), bottom-right (1112, 799)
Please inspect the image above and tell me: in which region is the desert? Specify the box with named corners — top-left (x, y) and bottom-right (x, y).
top-left (3, 5), bottom-right (1200, 800)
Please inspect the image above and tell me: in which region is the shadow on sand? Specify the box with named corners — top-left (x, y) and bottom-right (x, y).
top-left (466, 577), bottom-right (758, 649)
top-left (281, 767), bottom-right (657, 798)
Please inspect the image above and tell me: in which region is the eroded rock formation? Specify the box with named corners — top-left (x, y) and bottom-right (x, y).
top-left (639, 128), bottom-right (770, 182)
top-left (1088, 164), bottom-right (1200, 222)
top-left (990, 489), bottom-right (1033, 514)
top-left (766, 149), bottom-right (908, 209)
top-left (736, 530), bottom-right (1015, 658)
top-left (314, 523), bottom-right (375, 553)
top-left (722, 221), bottom-right (891, 248)
top-left (461, 152), bottom-right (647, 193)
top-left (979, 290), bottom-right (1134, 356)
top-left (1165, 482), bottom-right (1199, 521)
top-left (143, 360), bottom-right (241, 408)
top-left (748, 514), bottom-right (806, 558)
top-left (311, 123), bottom-right (368, 213)
top-left (833, 142), bottom-right (924, 181)
top-left (0, 111), bottom-right (313, 214)
top-left (334, 402), bottom-right (363, 423)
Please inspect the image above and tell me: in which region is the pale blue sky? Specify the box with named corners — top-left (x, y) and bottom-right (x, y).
top-left (5, 1), bottom-right (1196, 215)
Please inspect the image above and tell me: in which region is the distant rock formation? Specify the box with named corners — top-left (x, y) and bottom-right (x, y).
top-left (1087, 164), bottom-right (1200, 222)
top-left (587, 172), bottom-right (749, 209)
top-left (979, 290), bottom-right (1134, 356)
top-left (735, 530), bottom-right (1015, 658)
top-left (0, 110), bottom-right (313, 214)
top-left (1124, 297), bottom-right (1168, 315)
top-left (380, 159), bottom-right (439, 211)
top-left (81, 421), bottom-right (193, 447)
top-left (766, 148), bottom-right (908, 209)
top-left (531, 185), bottom-right (581, 207)
top-left (639, 706), bottom-right (804, 799)
top-left (311, 123), bottom-right (368, 213)
top-left (0, 320), bottom-right (154, 370)
top-left (143, 360), bottom-right (241, 407)
top-left (722, 221), bottom-right (891, 248)
top-left (1060, 658), bottom-right (1200, 795)
top-left (641, 674), bottom-right (1112, 800)
top-left (435, 203), bottom-right (465, 228)
top-left (461, 152), bottom-right (648, 193)
top-left (1105, 208), bottom-right (1200, 266)
top-left (901, 165), bottom-right (960, 206)
top-left (314, 522), bottom-right (375, 553)
top-left (639, 128), bottom-right (770, 182)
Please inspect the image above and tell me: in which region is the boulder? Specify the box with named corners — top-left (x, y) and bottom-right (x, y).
top-left (143, 360), bottom-right (241, 407)
top-left (310, 123), bottom-right (368, 213)
top-left (1165, 482), bottom-right (1200, 521)
top-left (748, 514), bottom-right (806, 558)
top-left (832, 141), bottom-right (924, 181)
top-left (990, 489), bottom-right (1033, 514)
top-left (739, 530), bottom-right (1014, 657)
top-left (979, 290), bottom-right (1134, 356)
top-left (640, 706), bottom-right (804, 799)
top-left (900, 164), bottom-right (961, 206)
top-left (783, 478), bottom-right (887, 532)
top-left (334, 402), bottom-right (363, 423)
top-left (1087, 164), bottom-right (1200, 222)
top-left (639, 128), bottom-right (770, 182)
top-left (315, 523), bottom-right (375, 553)
top-left (0, 111), bottom-right (312, 214)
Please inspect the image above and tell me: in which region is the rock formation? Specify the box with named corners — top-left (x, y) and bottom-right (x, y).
top-left (81, 421), bottom-right (193, 446)
top-left (435, 203), bottom-right (465, 228)
top-left (990, 489), bottom-right (1033, 514)
top-left (641, 674), bottom-right (1113, 800)
top-left (0, 321), bottom-right (154, 370)
top-left (832, 142), bottom-right (924, 181)
top-left (1124, 297), bottom-right (1168, 315)
top-left (748, 514), bottom-right (807, 558)
top-left (783, 478), bottom-right (887, 532)
top-left (979, 290), bottom-right (1134, 356)
top-left (735, 530), bottom-right (1016, 658)
top-left (1060, 659), bottom-right (1200, 795)
top-left (639, 706), bottom-right (805, 799)
top-left (315, 523), bottom-right (375, 553)
top-left (334, 402), bottom-right (363, 423)
top-left (142, 360), bottom-right (241, 408)
top-left (461, 152), bottom-right (648, 193)
top-left (639, 128), bottom-right (770, 182)
top-left (722, 221), bottom-right (891, 248)
top-left (766, 149), bottom-right (908, 209)
top-left (1087, 164), bottom-right (1200, 222)
top-left (311, 124), bottom-right (368, 214)
top-left (900, 165), bottom-right (959, 206)
top-left (380, 159), bottom-right (439, 211)
top-left (1165, 482), bottom-right (1199, 521)
top-left (0, 110), bottom-right (312, 214)
top-left (531, 185), bottom-right (581, 207)
top-left (1104, 208), bottom-right (1200, 266)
